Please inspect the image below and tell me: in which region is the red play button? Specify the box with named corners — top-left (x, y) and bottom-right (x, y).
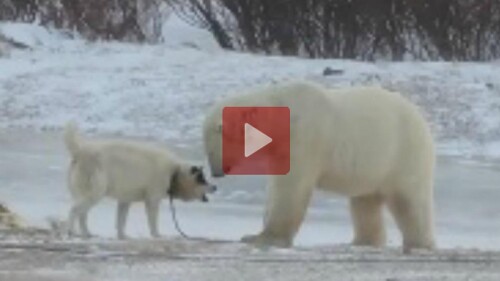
top-left (244, 123), bottom-right (272, 157)
top-left (222, 107), bottom-right (290, 175)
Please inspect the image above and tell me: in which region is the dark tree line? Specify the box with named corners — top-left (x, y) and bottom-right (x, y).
top-left (171, 0), bottom-right (500, 61)
top-left (2, 0), bottom-right (500, 61)
top-left (0, 0), bottom-right (167, 42)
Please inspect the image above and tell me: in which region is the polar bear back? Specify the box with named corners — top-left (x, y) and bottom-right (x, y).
top-left (205, 81), bottom-right (434, 196)
top-left (310, 86), bottom-right (434, 196)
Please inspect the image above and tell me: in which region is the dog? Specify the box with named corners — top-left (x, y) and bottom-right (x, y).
top-left (64, 123), bottom-right (216, 239)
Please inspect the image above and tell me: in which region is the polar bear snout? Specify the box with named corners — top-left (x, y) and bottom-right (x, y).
top-left (211, 169), bottom-right (225, 178)
top-left (207, 152), bottom-right (225, 178)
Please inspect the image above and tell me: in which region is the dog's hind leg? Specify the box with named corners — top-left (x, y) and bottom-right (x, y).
top-left (68, 198), bottom-right (99, 238)
top-left (116, 202), bottom-right (131, 239)
top-left (144, 198), bottom-right (161, 238)
top-left (67, 160), bottom-right (106, 238)
top-left (73, 166), bottom-right (107, 238)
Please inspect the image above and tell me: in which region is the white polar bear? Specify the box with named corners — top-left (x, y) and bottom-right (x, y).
top-left (203, 81), bottom-right (436, 253)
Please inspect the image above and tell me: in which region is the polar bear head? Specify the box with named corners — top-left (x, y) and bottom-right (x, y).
top-left (203, 103), bottom-right (259, 177)
top-left (203, 82), bottom-right (303, 177)
top-left (202, 86), bottom-right (287, 177)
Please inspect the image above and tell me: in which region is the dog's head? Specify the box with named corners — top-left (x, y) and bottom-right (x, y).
top-left (168, 165), bottom-right (217, 202)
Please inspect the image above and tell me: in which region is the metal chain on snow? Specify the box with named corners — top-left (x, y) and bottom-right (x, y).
top-left (168, 195), bottom-right (232, 244)
top-left (168, 195), bottom-right (194, 240)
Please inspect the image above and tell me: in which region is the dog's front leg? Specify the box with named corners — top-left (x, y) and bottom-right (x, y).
top-left (67, 205), bottom-right (79, 236)
top-left (144, 198), bottom-right (161, 238)
top-left (116, 202), bottom-right (131, 239)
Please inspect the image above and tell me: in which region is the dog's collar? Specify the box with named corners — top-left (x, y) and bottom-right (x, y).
top-left (168, 168), bottom-right (180, 197)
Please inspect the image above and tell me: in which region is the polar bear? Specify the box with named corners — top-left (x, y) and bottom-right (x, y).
top-left (203, 81), bottom-right (436, 253)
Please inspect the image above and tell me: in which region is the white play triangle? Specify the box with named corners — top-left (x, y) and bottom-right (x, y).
top-left (244, 123), bottom-right (272, 157)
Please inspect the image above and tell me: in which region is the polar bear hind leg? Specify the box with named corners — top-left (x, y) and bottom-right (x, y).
top-left (350, 193), bottom-right (386, 247)
top-left (386, 182), bottom-right (435, 253)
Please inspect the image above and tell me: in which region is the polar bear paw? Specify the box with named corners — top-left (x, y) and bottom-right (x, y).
top-left (241, 233), bottom-right (292, 248)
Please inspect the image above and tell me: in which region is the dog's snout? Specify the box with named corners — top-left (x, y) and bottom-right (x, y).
top-left (200, 184), bottom-right (216, 203)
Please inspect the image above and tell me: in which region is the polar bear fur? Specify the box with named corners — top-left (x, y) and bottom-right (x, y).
top-left (203, 81), bottom-right (435, 253)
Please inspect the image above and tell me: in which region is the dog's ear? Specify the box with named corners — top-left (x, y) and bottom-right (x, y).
top-left (190, 166), bottom-right (198, 174)
top-left (190, 165), bottom-right (208, 184)
top-left (190, 165), bottom-right (203, 174)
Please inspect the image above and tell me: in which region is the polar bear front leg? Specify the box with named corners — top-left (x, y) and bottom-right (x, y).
top-left (241, 176), bottom-right (314, 248)
top-left (350, 193), bottom-right (386, 247)
top-left (116, 202), bottom-right (130, 239)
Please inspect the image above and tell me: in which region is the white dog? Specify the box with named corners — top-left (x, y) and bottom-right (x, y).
top-left (64, 123), bottom-right (216, 239)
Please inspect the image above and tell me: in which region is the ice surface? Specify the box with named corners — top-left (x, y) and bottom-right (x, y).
top-left (0, 130), bottom-right (499, 251)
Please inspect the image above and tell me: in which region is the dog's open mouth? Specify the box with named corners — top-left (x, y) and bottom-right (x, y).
top-left (167, 185), bottom-right (211, 203)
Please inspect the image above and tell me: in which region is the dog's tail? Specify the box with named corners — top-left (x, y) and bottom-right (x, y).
top-left (64, 122), bottom-right (81, 156)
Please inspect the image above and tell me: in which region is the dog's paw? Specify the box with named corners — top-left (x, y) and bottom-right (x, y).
top-left (117, 233), bottom-right (130, 240)
top-left (79, 231), bottom-right (94, 239)
top-left (150, 233), bottom-right (165, 240)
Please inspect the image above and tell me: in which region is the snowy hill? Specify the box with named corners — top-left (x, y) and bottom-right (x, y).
top-left (1, 22), bottom-right (500, 160)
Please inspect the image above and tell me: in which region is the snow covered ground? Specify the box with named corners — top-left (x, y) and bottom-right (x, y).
top-left (2, 21), bottom-right (500, 159)
top-left (1, 21), bottom-right (500, 280)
